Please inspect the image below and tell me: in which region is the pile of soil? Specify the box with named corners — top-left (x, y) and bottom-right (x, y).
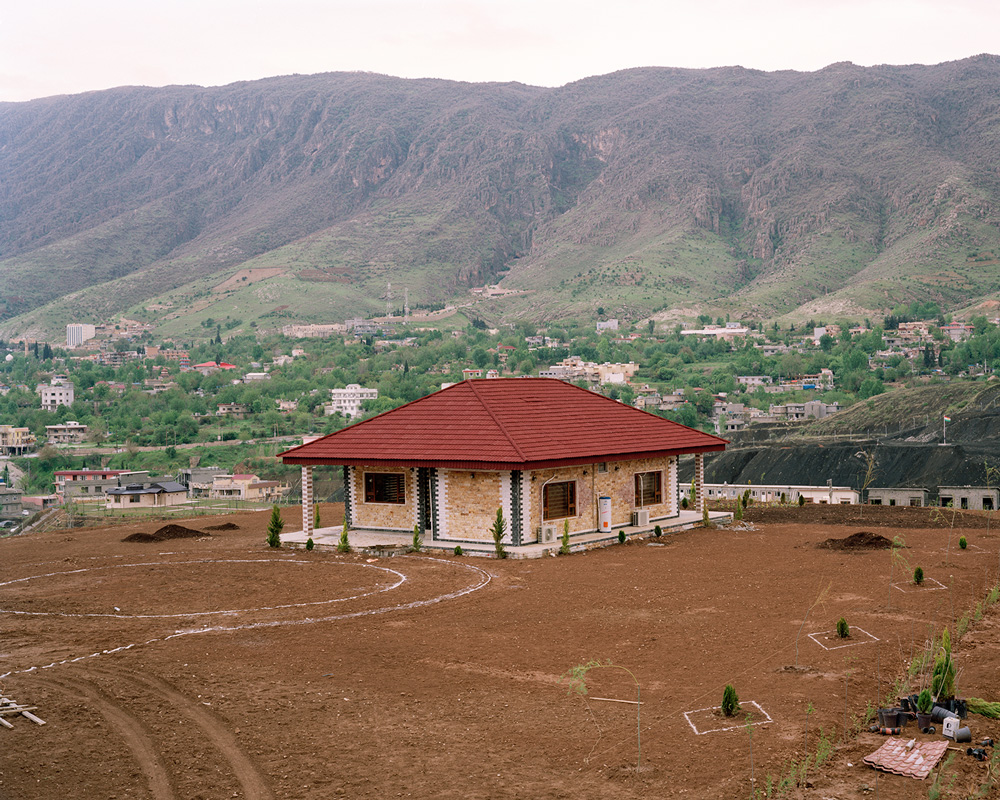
top-left (203, 522), bottom-right (240, 531)
top-left (121, 524), bottom-right (207, 543)
top-left (817, 531), bottom-right (894, 550)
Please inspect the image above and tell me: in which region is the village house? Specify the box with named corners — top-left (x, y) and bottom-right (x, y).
top-left (209, 473), bottom-right (289, 502)
top-left (217, 403), bottom-right (249, 418)
top-left (325, 384), bottom-right (378, 418)
top-left (106, 481), bottom-right (188, 509)
top-left (54, 469), bottom-right (150, 501)
top-left (280, 378), bottom-right (727, 551)
top-left (38, 378), bottom-right (74, 411)
top-left (0, 425), bottom-right (35, 455)
top-left (45, 420), bottom-right (88, 444)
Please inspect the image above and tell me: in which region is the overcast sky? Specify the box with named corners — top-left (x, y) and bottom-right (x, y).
top-left (2, 0), bottom-right (998, 102)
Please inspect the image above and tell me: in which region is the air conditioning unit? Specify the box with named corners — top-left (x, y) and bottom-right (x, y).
top-left (631, 509), bottom-right (650, 527)
top-left (540, 525), bottom-right (557, 543)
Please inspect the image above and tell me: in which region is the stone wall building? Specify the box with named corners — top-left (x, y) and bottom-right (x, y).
top-left (281, 378), bottom-right (727, 548)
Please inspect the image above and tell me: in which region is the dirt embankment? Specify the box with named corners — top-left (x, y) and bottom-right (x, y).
top-left (695, 440), bottom-right (1000, 492)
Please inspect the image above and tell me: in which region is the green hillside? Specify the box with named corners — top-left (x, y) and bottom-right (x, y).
top-left (3, 58), bottom-right (1000, 339)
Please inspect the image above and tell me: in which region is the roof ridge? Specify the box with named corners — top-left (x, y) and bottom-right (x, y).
top-left (465, 379), bottom-right (527, 461)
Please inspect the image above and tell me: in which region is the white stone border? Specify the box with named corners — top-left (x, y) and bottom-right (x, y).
top-left (808, 626), bottom-right (879, 650)
top-left (0, 559), bottom-right (405, 618)
top-left (0, 556), bottom-right (491, 679)
top-left (684, 700), bottom-right (773, 735)
top-left (892, 576), bottom-right (947, 593)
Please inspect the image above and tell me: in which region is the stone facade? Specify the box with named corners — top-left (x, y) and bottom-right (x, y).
top-left (438, 469), bottom-right (504, 542)
top-left (349, 466), bottom-right (418, 531)
top-left (347, 457), bottom-right (680, 544)
top-left (523, 456), bottom-right (677, 543)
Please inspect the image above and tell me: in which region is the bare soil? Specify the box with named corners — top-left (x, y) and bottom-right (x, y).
top-left (2, 503), bottom-right (999, 799)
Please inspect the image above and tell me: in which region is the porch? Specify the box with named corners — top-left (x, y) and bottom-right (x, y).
top-left (280, 508), bottom-right (733, 559)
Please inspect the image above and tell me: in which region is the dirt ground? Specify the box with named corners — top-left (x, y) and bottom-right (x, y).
top-left (2, 503), bottom-right (1000, 799)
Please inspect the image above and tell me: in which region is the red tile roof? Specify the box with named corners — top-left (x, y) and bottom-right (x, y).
top-left (280, 378), bottom-right (726, 470)
top-left (863, 738), bottom-right (948, 780)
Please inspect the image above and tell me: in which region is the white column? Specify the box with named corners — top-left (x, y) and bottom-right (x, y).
top-left (695, 453), bottom-right (705, 514)
top-left (301, 465), bottom-right (314, 537)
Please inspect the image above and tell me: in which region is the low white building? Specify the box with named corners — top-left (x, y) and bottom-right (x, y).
top-left (684, 482), bottom-right (859, 505)
top-left (325, 384), bottom-right (378, 418)
top-left (45, 420), bottom-right (88, 444)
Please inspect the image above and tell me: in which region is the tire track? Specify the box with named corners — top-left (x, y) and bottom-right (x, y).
top-left (33, 675), bottom-right (177, 800)
top-left (89, 667), bottom-right (275, 800)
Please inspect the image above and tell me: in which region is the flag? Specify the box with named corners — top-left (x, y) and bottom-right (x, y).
top-left (944, 416), bottom-right (951, 422)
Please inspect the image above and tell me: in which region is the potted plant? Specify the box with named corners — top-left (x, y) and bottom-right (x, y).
top-left (916, 688), bottom-right (934, 729)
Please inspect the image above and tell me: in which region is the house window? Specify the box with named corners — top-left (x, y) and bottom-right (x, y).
top-left (364, 473), bottom-right (406, 504)
top-left (960, 497), bottom-right (968, 510)
top-left (129, 494), bottom-right (140, 503)
top-left (984, 497), bottom-right (995, 511)
top-left (634, 471), bottom-right (662, 507)
top-left (543, 481), bottom-right (576, 520)
top-left (909, 497), bottom-right (920, 507)
top-left (597, 462), bottom-right (608, 474)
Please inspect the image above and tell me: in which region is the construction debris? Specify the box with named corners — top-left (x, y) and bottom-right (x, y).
top-left (863, 737), bottom-right (949, 780)
top-left (0, 695), bottom-right (46, 728)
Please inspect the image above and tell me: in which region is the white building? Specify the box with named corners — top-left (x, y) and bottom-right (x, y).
top-left (325, 384), bottom-right (378, 418)
top-left (38, 380), bottom-right (75, 411)
top-left (66, 324), bottom-right (97, 348)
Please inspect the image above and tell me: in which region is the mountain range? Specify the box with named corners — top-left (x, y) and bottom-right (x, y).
top-left (3, 55), bottom-right (1000, 340)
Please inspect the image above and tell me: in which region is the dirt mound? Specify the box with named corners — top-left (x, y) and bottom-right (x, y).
top-left (817, 531), bottom-right (894, 550)
top-left (203, 522), bottom-right (240, 531)
top-left (122, 524), bottom-right (207, 543)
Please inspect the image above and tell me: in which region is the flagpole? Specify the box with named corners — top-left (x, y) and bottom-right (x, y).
top-left (943, 414), bottom-right (947, 445)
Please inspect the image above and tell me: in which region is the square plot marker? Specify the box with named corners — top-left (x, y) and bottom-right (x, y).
top-left (892, 576), bottom-right (946, 593)
top-left (684, 700), bottom-right (772, 735)
top-left (808, 626), bottom-right (879, 650)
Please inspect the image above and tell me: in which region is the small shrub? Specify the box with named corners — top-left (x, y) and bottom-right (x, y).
top-left (314, 504), bottom-right (320, 528)
top-left (412, 524), bottom-right (422, 552)
top-left (618, 530), bottom-right (626, 544)
top-left (681, 497), bottom-right (689, 509)
top-left (560, 518), bottom-right (570, 555)
top-left (337, 520), bottom-right (351, 553)
top-left (798, 495), bottom-right (806, 507)
top-left (914, 566), bottom-right (924, 585)
top-left (780, 492), bottom-right (787, 504)
top-left (722, 684), bottom-right (740, 717)
top-left (490, 507), bottom-right (507, 559)
top-left (932, 627), bottom-right (956, 699)
top-left (266, 504), bottom-right (283, 548)
top-left (959, 536), bottom-right (967, 550)
top-left (305, 537), bottom-right (314, 551)
top-left (734, 502), bottom-right (743, 521)
top-left (702, 506), bottom-right (711, 527)
top-left (654, 524), bottom-right (662, 538)
top-left (454, 545), bottom-right (463, 556)
top-left (917, 688), bottom-right (933, 714)
top-left (836, 617), bottom-right (849, 638)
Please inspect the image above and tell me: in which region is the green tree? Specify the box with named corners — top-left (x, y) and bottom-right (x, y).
top-left (266, 505), bottom-right (284, 548)
top-left (490, 507), bottom-right (507, 559)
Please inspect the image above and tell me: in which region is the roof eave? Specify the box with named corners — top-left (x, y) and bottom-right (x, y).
top-left (282, 443), bottom-right (726, 471)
